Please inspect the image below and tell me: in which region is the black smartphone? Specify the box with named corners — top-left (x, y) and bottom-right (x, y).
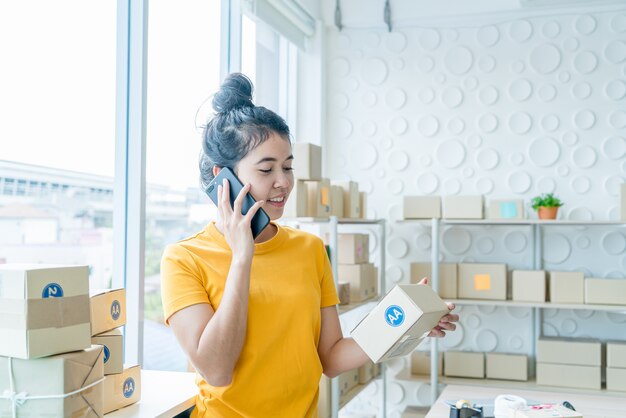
top-left (206, 167), bottom-right (270, 239)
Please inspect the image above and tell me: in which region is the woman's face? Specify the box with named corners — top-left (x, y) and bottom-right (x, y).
top-left (234, 132), bottom-right (294, 221)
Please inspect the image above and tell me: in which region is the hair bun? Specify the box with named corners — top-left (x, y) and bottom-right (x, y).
top-left (212, 73), bottom-right (254, 113)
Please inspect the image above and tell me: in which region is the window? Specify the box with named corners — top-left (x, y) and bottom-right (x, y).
top-left (144, 0), bottom-right (222, 371)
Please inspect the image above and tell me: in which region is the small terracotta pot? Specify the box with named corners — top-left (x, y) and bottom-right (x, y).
top-left (538, 206), bottom-right (559, 220)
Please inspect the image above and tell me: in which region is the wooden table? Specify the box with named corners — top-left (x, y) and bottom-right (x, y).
top-left (426, 384), bottom-right (626, 418)
top-left (106, 370), bottom-right (197, 418)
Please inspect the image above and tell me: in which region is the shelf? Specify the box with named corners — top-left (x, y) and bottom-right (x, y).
top-left (444, 299), bottom-right (626, 313)
top-left (281, 217), bottom-right (383, 225)
top-left (398, 219), bottom-right (626, 226)
top-left (339, 377), bottom-right (379, 409)
top-left (337, 298), bottom-right (379, 315)
top-left (395, 369), bottom-right (626, 398)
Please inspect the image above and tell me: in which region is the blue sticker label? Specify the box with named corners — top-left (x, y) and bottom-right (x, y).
top-left (384, 305), bottom-right (405, 327)
top-left (123, 377), bottom-right (135, 398)
top-left (42, 283), bottom-right (64, 298)
top-left (111, 300), bottom-right (121, 321)
top-left (499, 202), bottom-right (518, 219)
top-left (103, 345), bottom-right (110, 364)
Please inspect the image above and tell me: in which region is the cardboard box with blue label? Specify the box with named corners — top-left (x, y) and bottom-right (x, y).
top-left (351, 284), bottom-right (449, 363)
top-left (91, 328), bottom-right (123, 375)
top-left (0, 264), bottom-right (91, 359)
top-left (103, 364), bottom-right (141, 414)
top-left (90, 288), bottom-right (126, 336)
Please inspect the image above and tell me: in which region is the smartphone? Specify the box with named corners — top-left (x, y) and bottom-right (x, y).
top-left (206, 167), bottom-right (270, 239)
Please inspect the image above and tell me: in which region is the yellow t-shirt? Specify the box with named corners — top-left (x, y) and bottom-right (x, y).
top-left (161, 222), bottom-right (340, 418)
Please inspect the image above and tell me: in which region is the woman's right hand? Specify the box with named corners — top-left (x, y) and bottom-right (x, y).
top-left (217, 178), bottom-right (265, 262)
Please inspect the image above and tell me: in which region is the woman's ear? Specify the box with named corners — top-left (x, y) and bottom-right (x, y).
top-left (212, 165), bottom-right (220, 177)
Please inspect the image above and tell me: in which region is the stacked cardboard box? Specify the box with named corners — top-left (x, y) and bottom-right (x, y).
top-left (403, 196), bottom-right (441, 219)
top-left (607, 341), bottom-right (626, 392)
top-left (536, 337), bottom-right (604, 390)
top-left (410, 350), bottom-right (443, 376)
top-left (443, 351), bottom-right (485, 378)
top-left (410, 262), bottom-right (457, 299)
top-left (337, 234), bottom-right (377, 303)
top-left (458, 263), bottom-right (507, 300)
top-left (331, 180), bottom-right (361, 219)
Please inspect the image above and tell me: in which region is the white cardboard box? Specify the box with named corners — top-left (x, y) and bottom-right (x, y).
top-left (338, 263), bottom-right (377, 302)
top-left (549, 271), bottom-right (584, 304)
top-left (403, 196), bottom-right (441, 219)
top-left (305, 179), bottom-right (331, 218)
top-left (332, 180), bottom-right (360, 218)
top-left (536, 362), bottom-right (601, 390)
top-left (512, 270), bottom-right (546, 302)
top-left (90, 288), bottom-right (127, 336)
top-left (338, 233), bottom-right (369, 264)
top-left (360, 191), bottom-right (367, 219)
top-left (584, 278), bottom-right (626, 305)
top-left (443, 351), bottom-right (485, 378)
top-left (488, 199), bottom-right (524, 219)
top-left (486, 352), bottom-right (528, 381)
top-left (608, 341), bottom-right (626, 368)
top-left (607, 367), bottom-right (626, 392)
top-left (103, 365), bottom-right (141, 414)
top-left (330, 185), bottom-right (344, 218)
top-left (283, 180), bottom-right (308, 218)
top-left (92, 328), bottom-right (124, 375)
top-left (292, 142), bottom-right (321, 181)
top-left (537, 338), bottom-right (604, 366)
top-left (621, 183), bottom-right (626, 221)
top-left (443, 195), bottom-right (483, 219)
top-left (410, 350), bottom-right (443, 376)
top-left (458, 263), bottom-right (507, 300)
top-left (0, 264), bottom-right (91, 359)
top-left (351, 284), bottom-right (449, 363)
top-left (410, 262), bottom-right (457, 299)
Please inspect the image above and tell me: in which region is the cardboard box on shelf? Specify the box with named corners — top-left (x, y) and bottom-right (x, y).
top-left (549, 271), bottom-right (584, 304)
top-left (537, 338), bottom-right (604, 366)
top-left (536, 362), bottom-right (601, 390)
top-left (351, 284), bottom-right (449, 363)
top-left (513, 404), bottom-right (582, 418)
top-left (410, 350), bottom-right (443, 376)
top-left (488, 199), bottom-right (525, 219)
top-left (338, 263), bottom-right (376, 303)
top-left (403, 196), bottom-right (441, 219)
top-left (443, 196), bottom-right (483, 219)
top-left (92, 328), bottom-right (123, 375)
top-left (103, 365), bottom-right (141, 414)
top-left (358, 361), bottom-right (375, 384)
top-left (608, 341), bottom-right (626, 368)
top-left (410, 262), bottom-right (457, 299)
top-left (443, 351), bottom-right (485, 378)
top-left (0, 345), bottom-right (103, 417)
top-left (585, 278), bottom-right (626, 305)
top-left (292, 142), bottom-right (321, 181)
top-left (338, 233), bottom-right (369, 264)
top-left (512, 270), bottom-right (546, 302)
top-left (607, 367), bottom-right (626, 392)
top-left (458, 263), bottom-right (507, 300)
top-left (0, 263), bottom-right (91, 359)
top-left (305, 179), bottom-right (331, 218)
top-left (90, 288), bottom-right (126, 336)
top-left (330, 185), bottom-right (344, 217)
top-left (360, 191), bottom-right (367, 219)
top-left (338, 368), bottom-right (359, 398)
top-left (283, 180), bottom-right (307, 218)
top-left (337, 282), bottom-right (350, 305)
top-left (620, 183), bottom-right (626, 221)
top-left (486, 353), bottom-right (528, 381)
top-left (331, 180), bottom-right (360, 219)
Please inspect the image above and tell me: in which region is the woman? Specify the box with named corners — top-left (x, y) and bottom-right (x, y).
top-left (161, 73), bottom-right (458, 418)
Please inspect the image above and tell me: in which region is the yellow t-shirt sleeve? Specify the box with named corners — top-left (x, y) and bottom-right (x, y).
top-left (160, 244), bottom-right (210, 325)
top-left (320, 242), bottom-right (340, 308)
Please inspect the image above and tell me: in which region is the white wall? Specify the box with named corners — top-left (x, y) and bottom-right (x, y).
top-left (324, 5), bottom-right (626, 415)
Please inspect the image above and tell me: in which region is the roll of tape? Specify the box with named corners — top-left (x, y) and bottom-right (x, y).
top-left (494, 394), bottom-right (527, 418)
top-left (455, 399), bottom-right (472, 409)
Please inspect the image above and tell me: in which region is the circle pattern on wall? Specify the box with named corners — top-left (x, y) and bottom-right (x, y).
top-left (568, 207), bottom-right (593, 221)
top-left (504, 231), bottom-right (528, 253)
top-left (416, 55), bottom-right (435, 73)
top-left (543, 233), bottom-right (572, 264)
top-left (509, 112), bottom-right (533, 135)
top-left (509, 79), bottom-right (533, 101)
top-left (603, 136), bottom-right (626, 160)
top-left (331, 58), bottom-right (350, 77)
top-left (444, 46), bottom-right (474, 75)
top-left (478, 113), bottom-right (499, 133)
top-left (443, 178), bottom-right (462, 195)
top-left (387, 178), bottom-right (404, 195)
top-left (564, 37), bottom-right (579, 51)
top-left (530, 44), bottom-right (561, 74)
top-left (386, 32), bottom-right (408, 53)
top-left (478, 55), bottom-right (496, 73)
top-left (385, 88), bottom-right (407, 109)
top-left (361, 58), bottom-right (388, 85)
top-left (417, 172), bottom-right (439, 193)
top-left (435, 140), bottom-right (466, 168)
top-left (352, 142), bottom-right (378, 169)
top-left (390, 116), bottom-right (409, 135)
top-left (537, 177), bottom-right (557, 193)
top-left (571, 175), bottom-right (591, 194)
top-left (573, 109), bottom-right (596, 130)
top-left (574, 51), bottom-right (598, 74)
top-left (541, 114), bottom-right (560, 132)
top-left (476, 329), bottom-right (498, 352)
top-left (476, 178), bottom-right (495, 194)
top-left (528, 137), bottom-right (560, 167)
top-left (542, 21), bottom-right (561, 38)
top-left (575, 15), bottom-right (597, 35)
top-left (447, 117), bottom-right (466, 135)
top-left (476, 148), bottom-right (500, 170)
top-left (442, 227), bottom-right (472, 255)
top-left (386, 266), bottom-right (404, 283)
top-left (388, 150), bottom-right (410, 171)
top-left (571, 145), bottom-right (597, 168)
top-left (419, 28), bottom-right (441, 50)
top-left (509, 336), bottom-right (524, 350)
top-left (606, 80), bottom-right (626, 100)
top-left (538, 84), bottom-right (557, 102)
top-left (611, 13), bottom-right (626, 32)
top-left (441, 86), bottom-right (464, 108)
top-left (509, 20), bottom-right (533, 42)
top-left (572, 82), bottom-right (592, 100)
top-left (362, 91), bottom-right (377, 107)
top-left (332, 93), bottom-right (349, 110)
top-left (440, 322), bottom-right (464, 348)
top-left (477, 237), bottom-right (495, 254)
top-left (508, 171), bottom-right (532, 194)
top-left (602, 231), bottom-right (626, 255)
top-left (605, 40), bottom-right (626, 64)
top-left (418, 87), bottom-right (435, 104)
top-left (479, 85), bottom-right (499, 105)
top-left (416, 233), bottom-right (431, 250)
top-left (609, 110), bottom-right (626, 129)
top-left (417, 115), bottom-right (439, 137)
top-left (477, 25), bottom-right (500, 47)
top-left (563, 131), bottom-right (579, 146)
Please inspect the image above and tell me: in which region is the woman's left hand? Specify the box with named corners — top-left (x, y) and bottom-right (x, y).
top-left (417, 277), bottom-right (459, 338)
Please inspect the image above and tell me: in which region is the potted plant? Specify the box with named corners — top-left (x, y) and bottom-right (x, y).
top-left (531, 193), bottom-right (564, 220)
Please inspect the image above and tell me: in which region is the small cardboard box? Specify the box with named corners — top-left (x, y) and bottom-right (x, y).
top-left (103, 365), bottom-right (141, 414)
top-left (536, 362), bottom-right (601, 390)
top-left (403, 196), bottom-right (441, 219)
top-left (330, 185), bottom-right (344, 217)
top-left (359, 191), bottom-right (367, 219)
top-left (514, 405), bottom-right (582, 418)
top-left (305, 179), bottom-right (331, 218)
top-left (337, 282), bottom-right (350, 305)
top-left (402, 406), bottom-right (430, 418)
top-left (608, 341), bottom-right (626, 368)
top-left (621, 183), bottom-right (626, 221)
top-left (90, 288), bottom-right (126, 336)
top-left (293, 142), bottom-right (322, 181)
top-left (488, 199), bottom-right (524, 219)
top-left (512, 270), bottom-right (546, 302)
top-left (443, 196), bottom-right (483, 219)
top-left (283, 180), bottom-right (307, 218)
top-left (585, 278), bottom-right (626, 305)
top-left (410, 262), bottom-right (457, 299)
top-left (338, 233), bottom-right (369, 264)
top-left (607, 367), bottom-right (626, 392)
top-left (331, 180), bottom-right (360, 219)
top-left (486, 353), bottom-right (528, 381)
top-left (0, 264), bottom-right (91, 359)
top-left (537, 338), bottom-right (604, 366)
top-left (338, 263), bottom-right (376, 302)
top-left (458, 263), bottom-right (507, 300)
top-left (358, 361), bottom-right (375, 384)
top-left (0, 345), bottom-right (104, 417)
top-left (443, 351), bottom-right (485, 378)
top-left (549, 271), bottom-right (584, 304)
top-left (338, 368), bottom-right (359, 398)
top-left (92, 328), bottom-right (123, 375)
top-left (351, 284), bottom-right (449, 363)
top-left (410, 350), bottom-right (443, 376)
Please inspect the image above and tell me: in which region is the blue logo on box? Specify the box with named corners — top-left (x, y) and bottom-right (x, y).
top-left (42, 283), bottom-right (63, 298)
top-left (111, 300), bottom-right (121, 320)
top-left (103, 345), bottom-right (110, 364)
top-left (123, 377), bottom-right (135, 398)
top-left (384, 305), bottom-right (405, 327)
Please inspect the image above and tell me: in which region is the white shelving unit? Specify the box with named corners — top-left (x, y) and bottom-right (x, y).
top-left (281, 216), bottom-right (387, 418)
top-left (400, 218), bottom-right (626, 404)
